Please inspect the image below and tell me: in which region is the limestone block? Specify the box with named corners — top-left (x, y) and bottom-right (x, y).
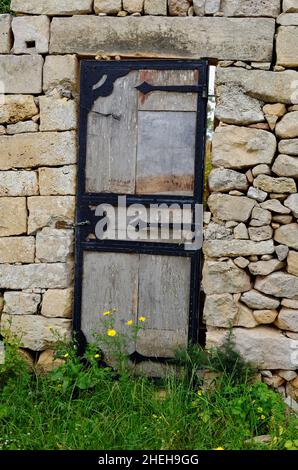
top-left (7, 121), bottom-right (39, 134)
top-left (123, 0), bottom-right (144, 13)
top-left (49, 17), bottom-right (275, 62)
top-left (144, 0), bottom-right (167, 15)
top-left (27, 196), bottom-right (75, 234)
top-left (283, 0), bottom-right (298, 13)
top-left (221, 0), bottom-right (281, 17)
top-left (215, 85), bottom-right (264, 125)
top-left (263, 103), bottom-right (287, 116)
top-left (0, 171), bottom-right (38, 196)
top-left (282, 298), bottom-right (298, 309)
top-left (216, 67), bottom-right (298, 104)
top-left (35, 349), bottom-right (65, 374)
top-left (0, 198), bottom-right (27, 236)
top-left (208, 168), bottom-right (248, 193)
top-left (260, 199), bottom-right (291, 213)
top-left (12, 15), bottom-right (50, 54)
top-left (202, 260), bottom-right (252, 295)
top-left (272, 214), bottom-right (293, 224)
top-left (205, 0), bottom-right (220, 14)
top-left (277, 13), bottom-right (298, 25)
top-left (284, 194), bottom-right (298, 217)
top-left (234, 223), bottom-right (249, 240)
top-left (276, 112), bottom-right (298, 140)
top-left (234, 257), bottom-right (250, 269)
top-left (3, 292), bottom-right (41, 315)
top-left (287, 251), bottom-right (298, 276)
top-left (248, 226), bottom-right (273, 242)
top-left (10, 0), bottom-right (93, 15)
top-left (0, 313), bottom-right (72, 351)
top-left (0, 95), bottom-right (38, 124)
top-left (234, 303), bottom-right (258, 328)
top-left (0, 237), bottom-right (35, 263)
top-left (276, 244), bottom-right (290, 261)
top-left (168, 0), bottom-right (191, 16)
top-left (247, 187), bottom-right (268, 203)
top-left (94, 0), bottom-right (122, 14)
top-left (41, 288), bottom-right (73, 318)
top-left (204, 222), bottom-right (233, 241)
top-left (274, 223), bottom-right (298, 250)
top-left (203, 239), bottom-right (274, 258)
top-left (250, 207), bottom-right (272, 227)
top-left (39, 166), bottom-right (76, 196)
top-left (272, 154), bottom-right (298, 178)
top-left (254, 175), bottom-right (296, 193)
top-left (0, 263), bottom-right (73, 289)
top-left (0, 131), bottom-right (76, 170)
top-left (212, 125), bottom-right (276, 169)
top-left (0, 55), bottom-right (43, 94)
top-left (0, 14), bottom-right (12, 54)
top-left (43, 55), bottom-right (79, 94)
top-left (279, 139), bottom-right (298, 155)
top-left (241, 290), bottom-right (280, 310)
top-left (253, 309), bottom-right (278, 324)
top-left (193, 0), bottom-right (205, 16)
top-left (206, 326), bottom-right (298, 369)
top-left (36, 228), bottom-right (74, 263)
top-left (255, 271), bottom-right (298, 298)
top-left (248, 259), bottom-right (285, 276)
top-left (39, 96), bottom-right (77, 132)
top-left (207, 194), bottom-right (256, 222)
top-left (276, 26), bottom-right (298, 67)
top-left (276, 309), bottom-right (298, 332)
top-left (204, 294), bottom-right (238, 328)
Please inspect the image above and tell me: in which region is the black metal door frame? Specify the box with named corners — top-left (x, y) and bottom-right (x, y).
top-left (74, 60), bottom-right (209, 359)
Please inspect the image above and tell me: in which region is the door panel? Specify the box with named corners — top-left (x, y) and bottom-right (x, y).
top-left (76, 60), bottom-right (208, 365)
top-left (136, 255), bottom-right (191, 357)
top-left (136, 111), bottom-right (196, 195)
top-left (81, 251), bottom-right (139, 354)
top-left (85, 72), bottom-right (139, 194)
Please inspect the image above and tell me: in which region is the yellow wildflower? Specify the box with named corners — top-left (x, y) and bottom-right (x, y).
top-left (63, 353), bottom-right (69, 358)
top-left (139, 316), bottom-right (146, 322)
top-left (102, 310), bottom-right (111, 316)
top-left (94, 354), bottom-right (100, 359)
top-left (197, 390), bottom-right (203, 396)
top-left (214, 447), bottom-right (224, 450)
top-left (126, 320), bottom-right (133, 326)
top-left (257, 407), bottom-right (263, 413)
top-left (260, 415), bottom-right (266, 420)
top-left (107, 329), bottom-right (117, 337)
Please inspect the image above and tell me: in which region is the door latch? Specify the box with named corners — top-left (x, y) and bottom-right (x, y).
top-left (55, 220), bottom-right (91, 229)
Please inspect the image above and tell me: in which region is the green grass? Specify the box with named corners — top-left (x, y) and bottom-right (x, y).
top-left (0, 0), bottom-right (11, 14)
top-left (0, 335), bottom-right (297, 451)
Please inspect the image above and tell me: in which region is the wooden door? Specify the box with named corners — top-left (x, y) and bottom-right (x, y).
top-left (75, 60), bottom-right (208, 365)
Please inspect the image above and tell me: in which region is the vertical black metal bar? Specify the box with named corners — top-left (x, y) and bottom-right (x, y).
top-left (188, 60), bottom-right (209, 346)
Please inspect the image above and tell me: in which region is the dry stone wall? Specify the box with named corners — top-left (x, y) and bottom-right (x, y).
top-left (0, 0), bottom-right (297, 393)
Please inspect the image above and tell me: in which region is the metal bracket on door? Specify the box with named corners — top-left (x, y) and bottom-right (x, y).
top-left (136, 82), bottom-right (207, 96)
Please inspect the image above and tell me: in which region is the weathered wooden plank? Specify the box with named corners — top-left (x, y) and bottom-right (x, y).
top-left (136, 111), bottom-right (196, 195)
top-left (50, 17), bottom-right (275, 62)
top-left (138, 70), bottom-right (198, 112)
top-left (81, 252), bottom-right (139, 354)
top-left (136, 255), bottom-right (191, 358)
top-left (85, 71), bottom-right (139, 193)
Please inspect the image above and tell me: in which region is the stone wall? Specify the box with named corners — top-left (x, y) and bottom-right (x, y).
top-left (0, 0), bottom-right (297, 393)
